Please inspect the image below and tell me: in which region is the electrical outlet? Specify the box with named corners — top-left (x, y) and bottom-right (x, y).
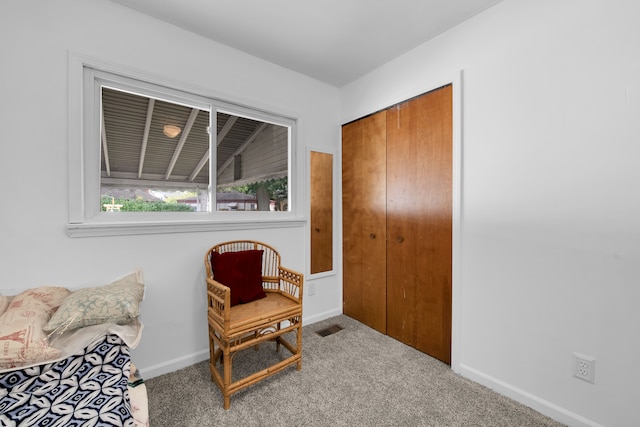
top-left (573, 353), bottom-right (595, 383)
top-left (308, 282), bottom-right (316, 296)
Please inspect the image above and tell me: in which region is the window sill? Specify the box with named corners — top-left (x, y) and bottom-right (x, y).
top-left (66, 217), bottom-right (306, 238)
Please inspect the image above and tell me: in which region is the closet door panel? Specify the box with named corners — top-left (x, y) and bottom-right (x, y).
top-left (386, 86), bottom-right (453, 363)
top-left (342, 111), bottom-right (387, 334)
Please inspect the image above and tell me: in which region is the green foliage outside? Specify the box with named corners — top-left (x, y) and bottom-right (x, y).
top-left (164, 192), bottom-right (197, 204)
top-left (101, 196), bottom-right (193, 212)
top-left (102, 178), bottom-right (287, 213)
top-left (252, 178), bottom-right (288, 207)
top-left (220, 177), bottom-right (288, 209)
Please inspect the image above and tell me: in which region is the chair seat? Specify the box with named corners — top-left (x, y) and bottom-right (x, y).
top-left (225, 292), bottom-right (300, 337)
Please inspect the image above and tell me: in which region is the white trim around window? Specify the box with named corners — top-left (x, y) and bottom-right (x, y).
top-left (67, 52), bottom-right (305, 237)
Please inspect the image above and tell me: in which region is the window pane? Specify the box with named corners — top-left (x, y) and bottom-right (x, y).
top-left (215, 112), bottom-right (290, 212)
top-left (100, 87), bottom-right (211, 212)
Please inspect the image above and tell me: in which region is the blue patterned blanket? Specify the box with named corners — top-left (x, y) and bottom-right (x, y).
top-left (0, 334), bottom-right (134, 426)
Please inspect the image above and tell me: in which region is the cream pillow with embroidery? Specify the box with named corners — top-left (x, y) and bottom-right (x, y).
top-left (44, 271), bottom-right (144, 334)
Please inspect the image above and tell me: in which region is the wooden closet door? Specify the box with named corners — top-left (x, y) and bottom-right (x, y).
top-left (342, 111), bottom-right (387, 334)
top-left (386, 85), bottom-right (452, 364)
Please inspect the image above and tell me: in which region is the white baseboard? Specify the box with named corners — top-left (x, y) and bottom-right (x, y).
top-left (458, 364), bottom-right (603, 427)
top-left (141, 349), bottom-right (209, 380)
top-left (303, 308), bottom-right (343, 325)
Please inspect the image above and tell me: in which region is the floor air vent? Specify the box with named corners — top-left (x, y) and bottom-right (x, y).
top-left (315, 324), bottom-right (343, 337)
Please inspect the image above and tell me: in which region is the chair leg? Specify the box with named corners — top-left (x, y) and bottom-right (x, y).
top-left (276, 322), bottom-right (281, 352)
top-left (209, 362), bottom-right (216, 381)
top-left (296, 323), bottom-right (302, 371)
top-left (223, 347), bottom-right (232, 410)
top-left (209, 334), bottom-right (217, 381)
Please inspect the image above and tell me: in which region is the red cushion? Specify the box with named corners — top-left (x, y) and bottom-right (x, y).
top-left (211, 249), bottom-right (266, 306)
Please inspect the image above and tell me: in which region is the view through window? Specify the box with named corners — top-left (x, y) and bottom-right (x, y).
top-left (100, 87), bottom-right (290, 213)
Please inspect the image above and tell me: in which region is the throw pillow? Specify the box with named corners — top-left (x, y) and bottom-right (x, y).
top-left (0, 322), bottom-right (62, 370)
top-left (6, 286), bottom-right (70, 313)
top-left (211, 249), bottom-right (265, 306)
top-left (0, 286), bottom-right (70, 370)
top-left (0, 296), bottom-right (13, 316)
top-left (44, 271), bottom-right (144, 334)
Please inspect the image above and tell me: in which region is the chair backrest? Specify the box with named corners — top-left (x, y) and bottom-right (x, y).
top-left (204, 240), bottom-right (282, 290)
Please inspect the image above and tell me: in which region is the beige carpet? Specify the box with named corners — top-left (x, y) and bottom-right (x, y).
top-left (145, 315), bottom-right (565, 426)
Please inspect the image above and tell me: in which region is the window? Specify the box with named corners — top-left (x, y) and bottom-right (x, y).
top-left (67, 54), bottom-right (303, 237)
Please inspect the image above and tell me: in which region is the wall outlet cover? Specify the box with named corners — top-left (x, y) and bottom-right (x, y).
top-left (573, 352), bottom-right (595, 383)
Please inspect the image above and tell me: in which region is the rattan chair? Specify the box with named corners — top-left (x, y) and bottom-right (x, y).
top-left (204, 240), bottom-right (304, 409)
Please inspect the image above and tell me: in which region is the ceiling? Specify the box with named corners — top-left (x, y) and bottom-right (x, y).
top-left (110, 0), bottom-right (503, 87)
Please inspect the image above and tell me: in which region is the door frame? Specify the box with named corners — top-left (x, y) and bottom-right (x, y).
top-left (436, 70), bottom-right (462, 373)
top-left (430, 70), bottom-right (463, 372)
top-left (449, 70), bottom-right (463, 373)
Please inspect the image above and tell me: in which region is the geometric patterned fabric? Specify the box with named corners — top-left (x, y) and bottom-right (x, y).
top-left (0, 335), bottom-right (134, 426)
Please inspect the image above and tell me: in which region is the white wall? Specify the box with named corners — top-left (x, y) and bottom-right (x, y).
top-left (0, 0), bottom-right (342, 378)
top-left (341, 1), bottom-right (640, 426)
top-left (3, 0), bottom-right (638, 425)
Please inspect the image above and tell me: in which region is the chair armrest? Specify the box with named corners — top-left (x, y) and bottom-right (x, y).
top-left (278, 266), bottom-right (304, 303)
top-left (207, 278), bottom-right (230, 328)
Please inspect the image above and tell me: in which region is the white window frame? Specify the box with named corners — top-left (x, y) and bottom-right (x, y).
top-left (67, 53), bottom-right (305, 237)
